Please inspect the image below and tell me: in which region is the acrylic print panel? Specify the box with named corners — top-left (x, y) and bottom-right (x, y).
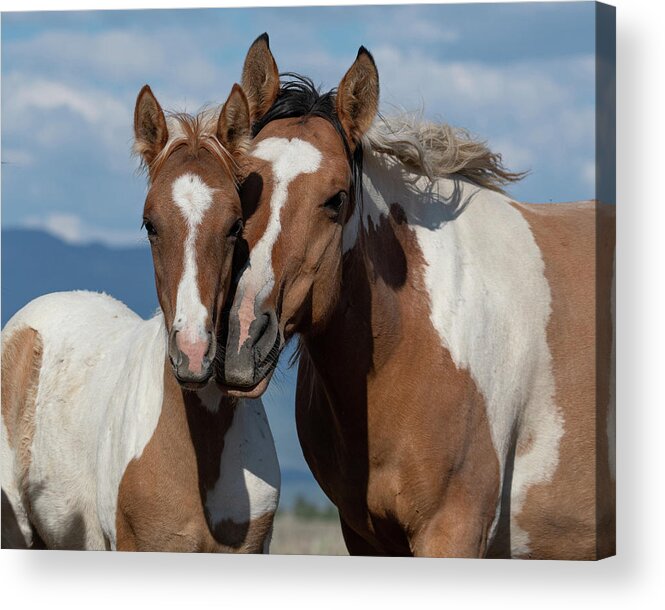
top-left (1, 1), bottom-right (615, 559)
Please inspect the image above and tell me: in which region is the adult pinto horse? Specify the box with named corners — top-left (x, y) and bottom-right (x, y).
top-left (221, 35), bottom-right (615, 559)
top-left (1, 84), bottom-right (280, 552)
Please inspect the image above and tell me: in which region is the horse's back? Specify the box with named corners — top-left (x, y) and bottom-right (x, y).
top-left (3, 290), bottom-right (142, 344)
top-left (505, 201), bottom-right (615, 559)
top-left (1, 291), bottom-right (164, 549)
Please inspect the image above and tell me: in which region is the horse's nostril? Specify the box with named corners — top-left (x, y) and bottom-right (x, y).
top-left (169, 327), bottom-right (214, 379)
top-left (170, 334), bottom-right (183, 367)
top-left (256, 313), bottom-right (270, 338)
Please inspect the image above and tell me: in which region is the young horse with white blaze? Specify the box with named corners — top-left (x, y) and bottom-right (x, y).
top-left (1, 84), bottom-right (280, 552)
top-left (220, 35), bottom-right (615, 559)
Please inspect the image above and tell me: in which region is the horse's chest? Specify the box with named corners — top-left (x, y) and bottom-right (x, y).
top-left (296, 389), bottom-right (419, 554)
top-left (297, 337), bottom-right (503, 555)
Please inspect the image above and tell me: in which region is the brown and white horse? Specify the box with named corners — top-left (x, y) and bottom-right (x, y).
top-left (1, 84), bottom-right (280, 552)
top-left (221, 36), bottom-right (615, 559)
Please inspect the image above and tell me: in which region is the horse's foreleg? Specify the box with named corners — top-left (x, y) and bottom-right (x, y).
top-left (339, 516), bottom-right (384, 556)
top-left (410, 495), bottom-right (495, 558)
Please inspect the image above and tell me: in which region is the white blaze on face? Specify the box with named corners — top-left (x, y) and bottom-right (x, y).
top-left (235, 137), bottom-right (322, 347)
top-left (171, 173), bottom-right (214, 349)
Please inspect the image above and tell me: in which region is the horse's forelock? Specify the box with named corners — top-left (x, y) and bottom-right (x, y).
top-left (142, 109), bottom-right (238, 183)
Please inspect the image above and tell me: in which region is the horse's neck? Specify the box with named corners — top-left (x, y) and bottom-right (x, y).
top-left (307, 155), bottom-right (558, 471)
top-left (172, 372), bottom-right (238, 453)
top-left (178, 380), bottom-right (238, 484)
top-left (342, 151), bottom-right (477, 254)
top-left (305, 151), bottom-right (534, 409)
top-left (330, 151), bottom-right (483, 368)
top-left (153, 312), bottom-right (237, 467)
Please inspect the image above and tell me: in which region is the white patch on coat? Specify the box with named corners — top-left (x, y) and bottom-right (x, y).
top-left (357, 151), bottom-right (563, 556)
top-left (204, 398), bottom-right (280, 527)
top-left (234, 137), bottom-right (321, 346)
top-left (172, 172), bottom-right (214, 343)
top-left (1, 291), bottom-right (166, 549)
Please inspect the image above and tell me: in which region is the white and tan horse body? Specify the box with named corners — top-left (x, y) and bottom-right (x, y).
top-left (2, 292), bottom-right (165, 549)
top-left (347, 156), bottom-right (558, 548)
top-left (221, 38), bottom-right (614, 558)
top-left (336, 150), bottom-right (615, 557)
top-left (294, 150), bottom-right (613, 558)
top-left (1, 292), bottom-right (279, 551)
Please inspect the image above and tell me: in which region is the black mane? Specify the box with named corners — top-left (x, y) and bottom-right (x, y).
top-left (252, 73), bottom-right (364, 209)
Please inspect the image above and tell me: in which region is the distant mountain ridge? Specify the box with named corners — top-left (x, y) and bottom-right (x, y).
top-left (2, 228), bottom-right (157, 325)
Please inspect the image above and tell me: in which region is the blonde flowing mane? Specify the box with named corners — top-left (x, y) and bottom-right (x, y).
top-left (136, 107), bottom-right (239, 181)
top-left (363, 113), bottom-right (526, 193)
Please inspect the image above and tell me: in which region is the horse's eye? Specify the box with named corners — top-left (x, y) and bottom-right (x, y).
top-left (142, 218), bottom-right (157, 238)
top-left (228, 218), bottom-right (244, 239)
top-left (324, 191), bottom-right (348, 217)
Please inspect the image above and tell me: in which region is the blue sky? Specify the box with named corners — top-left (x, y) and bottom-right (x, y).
top-left (2, 2), bottom-right (598, 247)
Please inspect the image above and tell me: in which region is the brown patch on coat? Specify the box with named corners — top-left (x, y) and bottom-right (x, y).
top-left (508, 201), bottom-right (615, 560)
top-left (1, 326), bottom-right (44, 549)
top-left (1, 327), bottom-right (43, 501)
top-left (297, 205), bottom-right (501, 557)
top-left (116, 365), bottom-right (275, 553)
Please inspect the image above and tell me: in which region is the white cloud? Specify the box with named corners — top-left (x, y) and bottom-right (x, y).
top-left (2, 72), bottom-right (133, 171)
top-left (5, 28), bottom-right (225, 92)
top-left (2, 149), bottom-right (35, 166)
top-left (7, 76), bottom-right (126, 125)
top-left (22, 213), bottom-right (145, 248)
top-left (373, 46), bottom-right (591, 114)
top-left (364, 7), bottom-right (459, 45)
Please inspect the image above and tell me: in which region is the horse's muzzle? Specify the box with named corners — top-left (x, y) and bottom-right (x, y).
top-left (169, 329), bottom-right (215, 387)
top-left (221, 307), bottom-right (280, 394)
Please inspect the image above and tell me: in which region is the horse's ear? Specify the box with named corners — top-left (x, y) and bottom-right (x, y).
top-left (336, 47), bottom-right (379, 147)
top-left (217, 84), bottom-right (251, 160)
top-left (241, 32), bottom-right (280, 123)
top-left (134, 85), bottom-right (168, 169)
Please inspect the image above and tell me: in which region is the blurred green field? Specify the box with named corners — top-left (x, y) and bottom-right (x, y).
top-left (269, 512), bottom-right (348, 556)
top-left (269, 497), bottom-right (348, 556)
